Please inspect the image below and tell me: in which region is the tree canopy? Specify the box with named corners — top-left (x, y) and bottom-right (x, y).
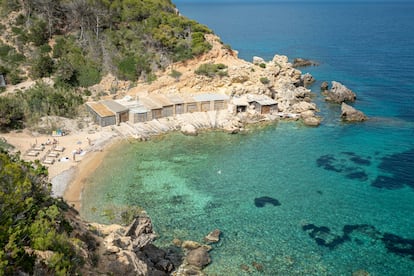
top-left (0, 150), bottom-right (82, 275)
top-left (0, 0), bottom-right (213, 85)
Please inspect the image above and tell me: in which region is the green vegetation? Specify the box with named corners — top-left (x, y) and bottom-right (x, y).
top-left (169, 69), bottom-right (182, 80)
top-left (259, 63), bottom-right (266, 68)
top-left (0, 82), bottom-right (83, 130)
top-left (0, 150), bottom-right (84, 275)
top-left (0, 0), bottom-right (213, 86)
top-left (260, 77), bottom-right (270, 85)
top-left (195, 63), bottom-right (228, 78)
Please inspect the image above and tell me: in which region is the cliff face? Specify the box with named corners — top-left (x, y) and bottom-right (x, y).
top-left (60, 209), bottom-right (181, 276)
top-left (64, 209), bottom-right (215, 276)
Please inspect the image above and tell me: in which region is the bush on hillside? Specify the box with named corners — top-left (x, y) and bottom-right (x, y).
top-left (195, 63), bottom-right (228, 78)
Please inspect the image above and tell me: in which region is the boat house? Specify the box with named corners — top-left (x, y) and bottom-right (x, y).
top-left (139, 96), bottom-right (163, 120)
top-left (101, 100), bottom-right (129, 125)
top-left (193, 93), bottom-right (230, 112)
top-left (86, 102), bottom-right (116, 127)
top-left (247, 95), bottom-right (278, 114)
top-left (165, 94), bottom-right (186, 115)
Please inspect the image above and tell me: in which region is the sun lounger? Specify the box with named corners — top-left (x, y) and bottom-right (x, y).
top-left (27, 151), bottom-right (39, 157)
top-left (47, 152), bottom-right (59, 158)
top-left (53, 146), bottom-right (65, 152)
top-left (42, 158), bottom-right (55, 165)
top-left (33, 145), bottom-right (45, 151)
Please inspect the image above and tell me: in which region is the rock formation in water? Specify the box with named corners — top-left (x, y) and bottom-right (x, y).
top-left (323, 81), bottom-right (357, 103)
top-left (301, 72), bottom-right (316, 87)
top-left (292, 58), bottom-right (319, 68)
top-left (204, 229), bottom-right (222, 243)
top-left (341, 102), bottom-right (368, 122)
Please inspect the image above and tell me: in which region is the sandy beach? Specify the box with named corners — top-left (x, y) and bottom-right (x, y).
top-left (1, 127), bottom-right (119, 210)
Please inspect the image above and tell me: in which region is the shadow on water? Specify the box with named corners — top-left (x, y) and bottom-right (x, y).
top-left (254, 196), bottom-right (281, 208)
top-left (303, 223), bottom-right (414, 261)
top-left (372, 148), bottom-right (414, 190)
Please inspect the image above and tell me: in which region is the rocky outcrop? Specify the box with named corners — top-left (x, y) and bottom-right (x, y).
top-left (341, 102), bottom-right (367, 122)
top-left (96, 215), bottom-right (177, 276)
top-left (303, 116), bottom-right (322, 126)
top-left (320, 81), bottom-right (329, 92)
top-left (253, 56), bottom-right (265, 65)
top-left (204, 229), bottom-right (221, 243)
top-left (300, 72), bottom-right (315, 86)
top-left (301, 110), bottom-right (321, 126)
top-left (323, 81), bottom-right (356, 103)
top-left (186, 247), bottom-right (211, 268)
top-left (174, 235), bottom-right (215, 276)
top-left (292, 58), bottom-right (319, 68)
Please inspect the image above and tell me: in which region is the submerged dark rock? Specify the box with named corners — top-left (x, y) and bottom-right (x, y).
top-left (382, 233), bottom-right (414, 261)
top-left (254, 196), bottom-right (281, 208)
top-left (303, 222), bottom-right (414, 261)
top-left (317, 152), bottom-right (372, 182)
top-left (371, 148), bottom-right (414, 190)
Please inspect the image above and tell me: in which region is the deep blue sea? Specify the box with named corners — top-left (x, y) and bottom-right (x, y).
top-left (81, 1), bottom-right (414, 275)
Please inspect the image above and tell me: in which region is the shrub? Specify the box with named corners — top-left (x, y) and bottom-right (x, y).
top-left (118, 56), bottom-right (137, 81)
top-left (30, 54), bottom-right (54, 79)
top-left (0, 44), bottom-right (12, 57)
top-left (260, 77), bottom-right (270, 85)
top-left (146, 72), bottom-right (157, 83)
top-left (8, 71), bottom-right (25, 85)
top-left (169, 69), bottom-right (182, 80)
top-left (195, 63), bottom-right (228, 78)
top-left (28, 20), bottom-right (48, 46)
top-left (76, 65), bottom-right (101, 87)
top-left (259, 63), bottom-right (266, 68)
top-left (40, 44), bottom-right (52, 54)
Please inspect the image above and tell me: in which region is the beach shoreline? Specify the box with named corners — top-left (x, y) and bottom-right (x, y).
top-left (62, 139), bottom-right (120, 210)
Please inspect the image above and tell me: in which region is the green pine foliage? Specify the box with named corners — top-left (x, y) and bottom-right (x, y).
top-left (0, 0), bottom-right (213, 86)
top-left (0, 151), bottom-right (81, 275)
top-left (0, 82), bottom-right (83, 130)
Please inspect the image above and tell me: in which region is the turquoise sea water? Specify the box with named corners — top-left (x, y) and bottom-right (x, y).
top-left (81, 2), bottom-right (414, 275)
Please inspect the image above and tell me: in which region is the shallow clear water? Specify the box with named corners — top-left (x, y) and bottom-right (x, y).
top-left (81, 1), bottom-right (414, 275)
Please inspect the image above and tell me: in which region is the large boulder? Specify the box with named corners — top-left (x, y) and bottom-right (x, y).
top-left (303, 116), bottom-right (321, 126)
top-left (186, 247), bottom-right (211, 268)
top-left (324, 81), bottom-right (356, 103)
top-left (320, 81), bottom-right (329, 91)
top-left (181, 124), bottom-right (198, 136)
top-left (253, 56), bottom-right (265, 65)
top-left (291, 101), bottom-right (317, 113)
top-left (341, 102), bottom-right (368, 122)
top-left (292, 58), bottom-right (319, 68)
top-left (301, 73), bottom-right (315, 86)
top-left (204, 229), bottom-right (221, 243)
top-left (124, 215), bottom-right (157, 249)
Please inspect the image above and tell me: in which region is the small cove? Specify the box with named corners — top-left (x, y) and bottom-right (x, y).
top-left (81, 121), bottom-right (414, 275)
top-left (81, 1), bottom-right (414, 274)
